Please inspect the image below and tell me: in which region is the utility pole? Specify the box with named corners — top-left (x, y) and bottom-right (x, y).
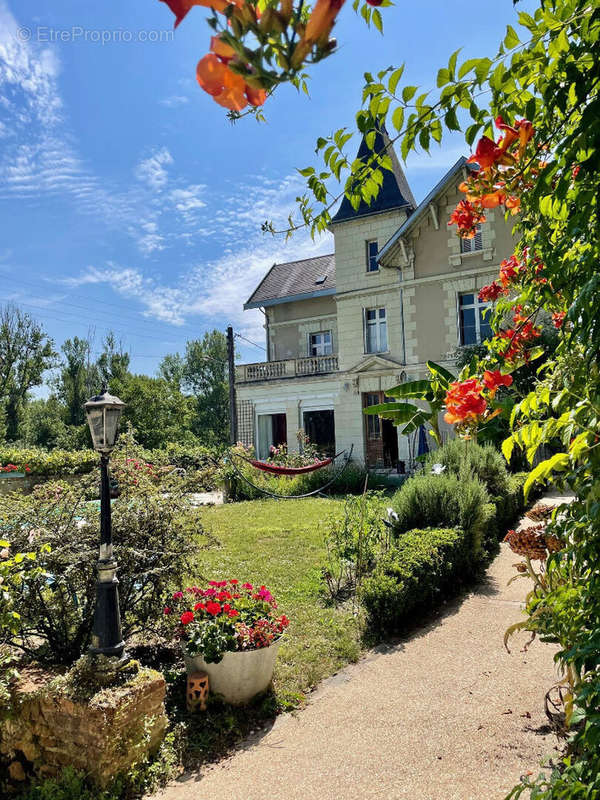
top-left (227, 326), bottom-right (238, 445)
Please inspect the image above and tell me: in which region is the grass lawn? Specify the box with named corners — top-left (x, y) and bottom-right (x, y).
top-left (196, 497), bottom-right (362, 706)
top-left (157, 496), bottom-right (364, 770)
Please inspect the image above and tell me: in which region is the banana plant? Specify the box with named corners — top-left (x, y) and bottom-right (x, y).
top-left (363, 361), bottom-right (456, 447)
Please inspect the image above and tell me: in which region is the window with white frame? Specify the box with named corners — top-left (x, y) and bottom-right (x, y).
top-left (458, 293), bottom-right (492, 345)
top-left (460, 223), bottom-right (483, 253)
top-left (309, 330), bottom-right (332, 356)
top-left (364, 307), bottom-right (388, 353)
top-left (366, 240), bottom-right (379, 272)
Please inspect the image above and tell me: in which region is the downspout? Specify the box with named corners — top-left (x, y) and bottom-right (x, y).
top-left (260, 307), bottom-right (270, 361)
top-left (398, 270), bottom-right (406, 365)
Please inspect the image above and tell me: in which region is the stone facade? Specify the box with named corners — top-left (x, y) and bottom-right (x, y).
top-left (0, 665), bottom-right (167, 789)
top-left (236, 157), bottom-right (517, 470)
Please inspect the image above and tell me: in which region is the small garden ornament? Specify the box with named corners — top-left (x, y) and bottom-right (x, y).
top-left (187, 671), bottom-right (209, 712)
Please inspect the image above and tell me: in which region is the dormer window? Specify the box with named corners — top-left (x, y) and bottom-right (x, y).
top-left (460, 224), bottom-right (483, 254)
top-left (366, 240), bottom-right (379, 272)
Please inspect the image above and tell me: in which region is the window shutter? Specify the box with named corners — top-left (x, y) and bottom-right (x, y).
top-left (362, 308), bottom-right (367, 353)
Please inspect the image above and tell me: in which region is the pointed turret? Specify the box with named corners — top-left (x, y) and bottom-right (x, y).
top-left (330, 127), bottom-right (416, 224)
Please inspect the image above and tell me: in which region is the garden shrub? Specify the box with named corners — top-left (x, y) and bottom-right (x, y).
top-left (389, 470), bottom-right (490, 563)
top-left (321, 491), bottom-right (389, 602)
top-left (0, 446), bottom-right (97, 477)
top-left (0, 465), bottom-right (213, 665)
top-left (423, 438), bottom-right (510, 498)
top-left (360, 527), bottom-right (472, 634)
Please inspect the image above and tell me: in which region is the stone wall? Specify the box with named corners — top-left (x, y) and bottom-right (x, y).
top-left (0, 665), bottom-right (167, 789)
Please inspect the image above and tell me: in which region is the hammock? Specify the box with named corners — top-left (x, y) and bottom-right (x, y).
top-left (229, 445), bottom-right (354, 500)
top-left (247, 457), bottom-right (332, 476)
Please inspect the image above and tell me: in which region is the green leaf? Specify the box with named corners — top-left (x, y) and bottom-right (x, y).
top-left (388, 66), bottom-right (405, 95)
top-left (372, 8), bottom-right (383, 34)
top-left (363, 402), bottom-right (423, 424)
top-left (426, 360), bottom-right (455, 383)
top-left (502, 436), bottom-right (515, 464)
top-left (448, 48), bottom-right (460, 78)
top-left (458, 58), bottom-right (479, 79)
top-left (402, 85), bottom-right (417, 103)
top-left (504, 24), bottom-right (520, 49)
top-left (437, 68), bottom-right (450, 88)
top-left (474, 58), bottom-right (492, 84)
top-left (523, 453), bottom-right (570, 501)
top-left (391, 105), bottom-right (405, 133)
top-left (444, 107), bottom-right (460, 131)
top-left (297, 167), bottom-right (314, 177)
top-left (385, 379), bottom-right (431, 399)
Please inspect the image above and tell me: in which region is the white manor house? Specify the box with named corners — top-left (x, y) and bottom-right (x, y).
top-left (235, 131), bottom-right (516, 471)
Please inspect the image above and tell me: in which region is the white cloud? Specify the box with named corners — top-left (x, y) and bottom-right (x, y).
top-left (160, 95), bottom-right (189, 108)
top-left (135, 147), bottom-right (173, 191)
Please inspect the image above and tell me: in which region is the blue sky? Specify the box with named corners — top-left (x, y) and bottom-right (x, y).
top-left (0, 0), bottom-right (534, 376)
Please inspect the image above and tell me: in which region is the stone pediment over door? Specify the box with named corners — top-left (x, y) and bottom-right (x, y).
top-left (346, 354), bottom-right (405, 374)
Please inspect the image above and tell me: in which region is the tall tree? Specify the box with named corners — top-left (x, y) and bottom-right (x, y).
top-left (160, 330), bottom-right (229, 446)
top-left (0, 305), bottom-right (56, 440)
top-left (57, 336), bottom-right (95, 426)
top-left (96, 333), bottom-right (130, 388)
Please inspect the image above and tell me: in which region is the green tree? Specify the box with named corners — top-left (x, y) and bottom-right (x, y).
top-left (111, 374), bottom-right (196, 449)
top-left (96, 332), bottom-right (130, 388)
top-left (56, 336), bottom-right (96, 426)
top-left (0, 305), bottom-right (56, 440)
top-left (160, 330), bottom-right (229, 446)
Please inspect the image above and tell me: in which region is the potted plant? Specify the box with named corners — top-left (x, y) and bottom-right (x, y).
top-left (165, 580), bottom-right (289, 705)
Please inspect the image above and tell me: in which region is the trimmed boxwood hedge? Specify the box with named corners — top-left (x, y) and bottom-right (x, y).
top-left (360, 527), bottom-right (473, 634)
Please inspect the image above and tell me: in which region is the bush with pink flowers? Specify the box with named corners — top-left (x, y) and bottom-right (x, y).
top-left (164, 581), bottom-right (289, 663)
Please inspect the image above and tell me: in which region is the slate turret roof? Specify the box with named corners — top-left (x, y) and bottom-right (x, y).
top-left (330, 127), bottom-right (417, 224)
top-left (244, 253), bottom-right (335, 309)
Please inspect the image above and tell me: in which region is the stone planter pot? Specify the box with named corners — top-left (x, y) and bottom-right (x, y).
top-left (183, 638), bottom-right (282, 706)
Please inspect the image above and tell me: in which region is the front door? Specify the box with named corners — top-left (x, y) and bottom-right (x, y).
top-left (363, 392), bottom-right (399, 470)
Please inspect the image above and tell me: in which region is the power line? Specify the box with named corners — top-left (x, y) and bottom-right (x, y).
top-left (234, 332), bottom-right (266, 351)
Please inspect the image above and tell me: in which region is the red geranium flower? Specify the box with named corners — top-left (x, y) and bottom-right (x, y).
top-left (193, 602), bottom-right (206, 611)
top-left (181, 611), bottom-right (195, 625)
top-left (206, 602), bottom-right (222, 616)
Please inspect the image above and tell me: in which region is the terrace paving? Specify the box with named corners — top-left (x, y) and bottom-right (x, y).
top-left (160, 494), bottom-right (570, 800)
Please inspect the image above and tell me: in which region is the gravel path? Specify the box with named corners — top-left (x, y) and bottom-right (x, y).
top-left (160, 497), bottom-right (568, 800)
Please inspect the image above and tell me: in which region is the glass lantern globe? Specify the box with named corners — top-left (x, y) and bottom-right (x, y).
top-left (84, 388), bottom-right (125, 454)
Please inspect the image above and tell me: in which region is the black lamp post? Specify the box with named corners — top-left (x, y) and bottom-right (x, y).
top-left (84, 386), bottom-right (126, 661)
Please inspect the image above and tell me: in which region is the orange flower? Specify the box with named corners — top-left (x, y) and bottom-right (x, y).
top-left (480, 189), bottom-right (506, 208)
top-left (245, 83), bottom-right (268, 107)
top-left (448, 199), bottom-right (486, 238)
top-left (505, 195), bottom-right (521, 214)
top-left (466, 135), bottom-right (515, 171)
top-left (196, 53), bottom-right (267, 110)
top-left (482, 370), bottom-right (513, 397)
top-left (210, 34), bottom-right (236, 62)
top-left (161, 0), bottom-right (230, 26)
top-left (444, 379), bottom-right (487, 425)
top-left (499, 255), bottom-right (522, 287)
top-left (196, 54), bottom-right (247, 110)
top-left (478, 281), bottom-right (506, 302)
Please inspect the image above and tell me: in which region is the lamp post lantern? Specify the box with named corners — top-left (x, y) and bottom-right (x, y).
top-left (84, 386), bottom-right (126, 661)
